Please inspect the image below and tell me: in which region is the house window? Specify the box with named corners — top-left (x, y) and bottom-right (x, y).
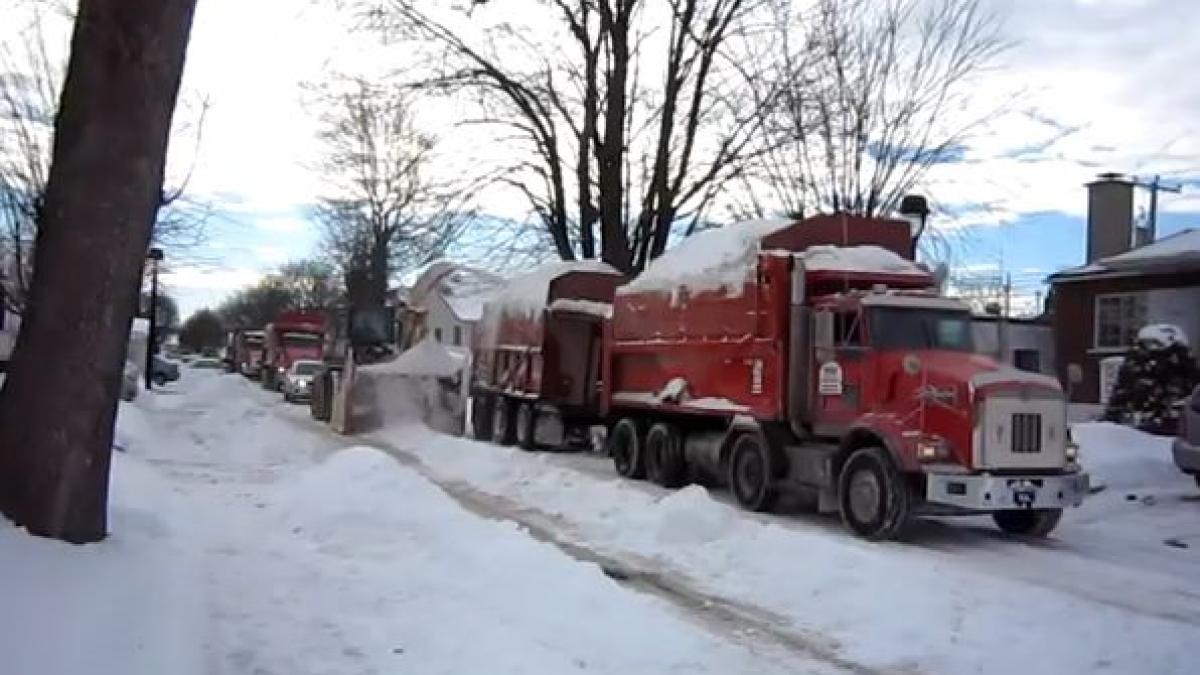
top-left (1013, 349), bottom-right (1041, 373)
top-left (453, 325), bottom-right (462, 346)
top-left (434, 327), bottom-right (443, 343)
top-left (1094, 293), bottom-right (1146, 350)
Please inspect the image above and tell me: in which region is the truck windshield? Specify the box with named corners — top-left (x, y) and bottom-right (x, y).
top-left (869, 307), bottom-right (973, 351)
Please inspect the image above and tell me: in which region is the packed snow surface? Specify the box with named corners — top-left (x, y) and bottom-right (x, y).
top-left (621, 218), bottom-right (793, 298)
top-left (2, 370), bottom-right (814, 675)
top-left (371, 420), bottom-right (1200, 675)
top-left (1137, 323), bottom-right (1189, 347)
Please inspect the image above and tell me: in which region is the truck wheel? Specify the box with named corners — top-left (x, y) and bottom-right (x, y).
top-left (470, 395), bottom-right (494, 441)
top-left (609, 418), bottom-right (645, 479)
top-left (153, 373), bottom-right (167, 387)
top-left (492, 397), bottom-right (516, 446)
top-left (993, 509), bottom-right (1062, 537)
top-left (516, 402), bottom-right (538, 451)
top-left (645, 423), bottom-right (686, 488)
top-left (838, 447), bottom-right (912, 540)
top-left (728, 432), bottom-right (778, 512)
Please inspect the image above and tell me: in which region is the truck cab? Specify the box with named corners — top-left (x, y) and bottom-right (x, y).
top-left (799, 289), bottom-right (1087, 538)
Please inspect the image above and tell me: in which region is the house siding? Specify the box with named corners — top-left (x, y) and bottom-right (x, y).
top-left (1052, 270), bottom-right (1200, 403)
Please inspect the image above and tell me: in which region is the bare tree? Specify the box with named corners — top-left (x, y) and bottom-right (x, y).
top-left (364, 0), bottom-right (773, 274)
top-left (0, 6), bottom-right (210, 313)
top-left (737, 0), bottom-right (1005, 252)
top-left (0, 0), bottom-right (197, 543)
top-left (314, 76), bottom-right (469, 308)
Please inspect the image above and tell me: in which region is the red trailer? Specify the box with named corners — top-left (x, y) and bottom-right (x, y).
top-left (261, 310), bottom-right (327, 391)
top-left (470, 260), bottom-right (624, 449)
top-left (599, 213), bottom-right (1088, 539)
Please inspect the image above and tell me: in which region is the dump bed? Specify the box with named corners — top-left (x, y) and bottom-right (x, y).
top-left (473, 261), bottom-right (623, 412)
top-left (606, 214), bottom-right (930, 420)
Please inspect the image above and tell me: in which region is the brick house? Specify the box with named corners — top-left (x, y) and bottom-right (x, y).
top-left (1048, 175), bottom-right (1200, 404)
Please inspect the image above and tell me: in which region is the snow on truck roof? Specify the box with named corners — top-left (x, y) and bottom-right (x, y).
top-left (489, 259), bottom-right (622, 317)
top-left (621, 218), bottom-right (794, 297)
top-left (620, 218), bottom-right (926, 298)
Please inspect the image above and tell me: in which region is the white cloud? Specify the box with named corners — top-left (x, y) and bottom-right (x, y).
top-left (162, 264), bottom-right (263, 292)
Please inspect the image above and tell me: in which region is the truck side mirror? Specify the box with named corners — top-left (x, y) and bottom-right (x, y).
top-left (813, 310), bottom-right (834, 362)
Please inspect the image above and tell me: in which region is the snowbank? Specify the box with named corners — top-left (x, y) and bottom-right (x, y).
top-left (0, 453), bottom-right (203, 675)
top-left (621, 218), bottom-right (792, 298)
top-left (370, 336), bottom-right (465, 378)
top-left (1073, 421), bottom-right (1182, 491)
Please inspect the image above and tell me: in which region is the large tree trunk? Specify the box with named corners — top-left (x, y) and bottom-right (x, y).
top-left (0, 0), bottom-right (197, 543)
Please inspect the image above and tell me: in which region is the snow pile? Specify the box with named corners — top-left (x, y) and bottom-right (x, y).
top-left (548, 298), bottom-right (613, 319)
top-left (1073, 421), bottom-right (1181, 491)
top-left (649, 485), bottom-right (737, 546)
top-left (799, 244), bottom-right (926, 275)
top-left (1137, 323), bottom-right (1188, 348)
top-left (1, 412), bottom-right (203, 675)
top-left (622, 218), bottom-right (793, 299)
top-left (370, 335), bottom-right (465, 378)
top-left (612, 377), bottom-right (751, 413)
top-left (490, 259), bottom-right (621, 318)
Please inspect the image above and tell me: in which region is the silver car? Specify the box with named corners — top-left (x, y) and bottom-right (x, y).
top-left (1172, 384), bottom-right (1200, 489)
top-left (282, 359), bottom-right (321, 403)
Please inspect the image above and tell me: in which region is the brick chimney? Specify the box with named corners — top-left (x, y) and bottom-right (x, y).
top-left (1086, 172), bottom-right (1135, 263)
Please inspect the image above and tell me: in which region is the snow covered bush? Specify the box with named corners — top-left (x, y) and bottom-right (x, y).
top-left (1104, 324), bottom-right (1199, 433)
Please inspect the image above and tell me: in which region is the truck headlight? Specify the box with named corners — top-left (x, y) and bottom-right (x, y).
top-left (916, 437), bottom-right (949, 462)
top-left (1065, 442), bottom-right (1079, 462)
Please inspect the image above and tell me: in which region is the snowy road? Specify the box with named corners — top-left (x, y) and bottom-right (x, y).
top-left (6, 370), bottom-right (1195, 675)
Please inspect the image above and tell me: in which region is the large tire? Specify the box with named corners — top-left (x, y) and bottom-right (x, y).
top-left (645, 422), bottom-right (687, 488)
top-left (492, 397), bottom-right (516, 446)
top-left (993, 509), bottom-right (1062, 537)
top-left (260, 368), bottom-right (273, 391)
top-left (838, 446), bottom-right (913, 540)
top-left (727, 432), bottom-right (778, 512)
top-left (153, 373), bottom-right (167, 387)
top-left (470, 395), bottom-right (494, 441)
top-left (608, 418), bottom-right (645, 479)
top-left (516, 402), bottom-right (538, 451)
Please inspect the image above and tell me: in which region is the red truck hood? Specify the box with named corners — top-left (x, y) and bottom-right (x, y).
top-left (880, 350), bottom-right (1060, 400)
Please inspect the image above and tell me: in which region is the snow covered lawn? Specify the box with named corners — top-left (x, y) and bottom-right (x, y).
top-left (369, 419), bottom-right (1200, 675)
top-left (0, 372), bottom-right (820, 675)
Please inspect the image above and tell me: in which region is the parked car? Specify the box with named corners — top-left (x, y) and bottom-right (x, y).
top-left (1172, 385), bottom-right (1200, 489)
top-left (282, 359), bottom-right (321, 403)
top-left (152, 355), bottom-right (181, 384)
top-left (191, 357), bottom-right (223, 369)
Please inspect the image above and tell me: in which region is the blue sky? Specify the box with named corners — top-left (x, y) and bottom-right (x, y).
top-left (27, 0), bottom-right (1192, 318)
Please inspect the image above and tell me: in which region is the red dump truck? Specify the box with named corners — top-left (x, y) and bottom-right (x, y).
top-left (473, 214), bottom-right (1089, 540)
top-left (261, 310), bottom-right (327, 392)
top-left (470, 260), bottom-right (625, 448)
top-left (231, 329), bottom-right (266, 378)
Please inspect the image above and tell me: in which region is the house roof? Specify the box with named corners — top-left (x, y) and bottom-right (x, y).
top-left (408, 260), bottom-right (505, 322)
top-left (1048, 228), bottom-right (1200, 283)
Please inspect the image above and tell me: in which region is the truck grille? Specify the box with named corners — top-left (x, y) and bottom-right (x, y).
top-left (1011, 413), bottom-right (1042, 454)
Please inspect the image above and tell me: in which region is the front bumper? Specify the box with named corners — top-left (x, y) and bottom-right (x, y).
top-left (1173, 437), bottom-right (1200, 474)
top-left (926, 471), bottom-right (1089, 511)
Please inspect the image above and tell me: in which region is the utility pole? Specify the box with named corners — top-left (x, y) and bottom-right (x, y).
top-left (144, 247), bottom-right (164, 390)
top-left (1132, 175), bottom-right (1182, 243)
top-left (998, 272), bottom-right (1012, 363)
